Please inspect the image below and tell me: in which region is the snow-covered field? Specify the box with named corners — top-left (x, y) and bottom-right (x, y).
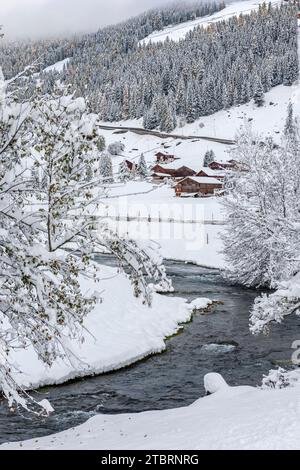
top-left (97, 182), bottom-right (226, 268)
top-left (141, 0), bottom-right (281, 45)
top-left (9, 264), bottom-right (210, 390)
top-left (3, 373), bottom-right (300, 450)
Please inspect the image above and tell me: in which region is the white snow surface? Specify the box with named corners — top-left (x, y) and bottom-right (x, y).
top-left (141, 0), bottom-right (281, 45)
top-left (9, 264), bottom-right (206, 390)
top-left (3, 375), bottom-right (300, 449)
top-left (189, 297), bottom-right (213, 310)
top-left (43, 58), bottom-right (70, 74)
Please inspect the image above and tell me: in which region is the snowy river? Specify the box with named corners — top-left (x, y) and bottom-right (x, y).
top-left (1, 259), bottom-right (299, 444)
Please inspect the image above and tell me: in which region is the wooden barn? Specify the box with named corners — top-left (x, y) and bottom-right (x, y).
top-left (174, 166), bottom-right (196, 178)
top-left (151, 164), bottom-right (196, 181)
top-left (155, 152), bottom-right (176, 164)
top-left (209, 160), bottom-right (238, 170)
top-left (151, 164), bottom-right (177, 177)
top-left (152, 171), bottom-right (175, 182)
top-left (175, 176), bottom-right (223, 197)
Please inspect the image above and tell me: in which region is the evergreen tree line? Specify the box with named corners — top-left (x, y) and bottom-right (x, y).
top-left (0, 3), bottom-right (298, 135)
top-left (77, 3), bottom-right (296, 132)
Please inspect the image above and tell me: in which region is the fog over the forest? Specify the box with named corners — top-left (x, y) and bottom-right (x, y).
top-left (0, 0), bottom-right (207, 41)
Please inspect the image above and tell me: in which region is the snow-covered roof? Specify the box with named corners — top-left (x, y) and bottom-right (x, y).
top-left (179, 176), bottom-right (223, 185)
top-left (197, 167), bottom-right (225, 176)
top-left (157, 163), bottom-right (179, 170)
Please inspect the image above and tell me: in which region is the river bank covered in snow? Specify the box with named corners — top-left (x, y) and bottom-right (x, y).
top-left (9, 263), bottom-right (211, 391)
top-left (3, 373), bottom-right (300, 450)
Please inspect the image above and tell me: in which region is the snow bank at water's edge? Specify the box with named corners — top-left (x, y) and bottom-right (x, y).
top-left (3, 373), bottom-right (300, 450)
top-left (9, 264), bottom-right (210, 391)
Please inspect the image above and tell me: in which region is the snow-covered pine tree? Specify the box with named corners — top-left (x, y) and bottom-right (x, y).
top-left (175, 77), bottom-right (186, 116)
top-left (122, 85), bottom-right (130, 120)
top-left (137, 153), bottom-right (148, 179)
top-left (159, 96), bottom-right (176, 133)
top-left (203, 150), bottom-right (216, 167)
top-left (186, 83), bottom-right (197, 123)
top-left (118, 160), bottom-right (132, 182)
top-left (283, 50), bottom-right (299, 86)
top-left (253, 77), bottom-right (265, 107)
top-left (145, 99), bottom-right (160, 130)
top-left (284, 101), bottom-right (298, 139)
top-left (99, 152), bottom-right (114, 184)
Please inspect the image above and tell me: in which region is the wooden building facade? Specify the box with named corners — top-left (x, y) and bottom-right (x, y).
top-left (175, 176), bottom-right (223, 196)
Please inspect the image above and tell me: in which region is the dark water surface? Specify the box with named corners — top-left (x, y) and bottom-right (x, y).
top-left (1, 258), bottom-right (299, 444)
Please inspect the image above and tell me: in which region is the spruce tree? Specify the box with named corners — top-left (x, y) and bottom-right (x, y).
top-left (203, 150), bottom-right (216, 167)
top-left (253, 78), bottom-right (265, 107)
top-left (137, 153), bottom-right (148, 179)
top-left (118, 160), bottom-right (132, 182)
top-left (99, 152), bottom-right (114, 183)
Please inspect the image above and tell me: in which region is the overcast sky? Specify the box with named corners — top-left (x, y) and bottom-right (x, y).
top-left (0, 0), bottom-right (177, 41)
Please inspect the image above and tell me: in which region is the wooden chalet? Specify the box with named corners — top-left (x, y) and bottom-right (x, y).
top-left (174, 166), bottom-right (196, 178)
top-left (151, 164), bottom-right (177, 177)
top-left (209, 160), bottom-right (238, 170)
top-left (151, 164), bottom-right (196, 181)
top-left (155, 152), bottom-right (177, 164)
top-left (175, 176), bottom-right (223, 197)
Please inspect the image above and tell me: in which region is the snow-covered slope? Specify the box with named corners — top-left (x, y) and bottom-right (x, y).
top-left (9, 264), bottom-right (209, 390)
top-left (101, 78), bottom-right (300, 174)
top-left (95, 77), bottom-right (300, 268)
top-left (3, 374), bottom-right (300, 450)
top-left (43, 58), bottom-right (70, 74)
top-left (141, 0), bottom-right (281, 45)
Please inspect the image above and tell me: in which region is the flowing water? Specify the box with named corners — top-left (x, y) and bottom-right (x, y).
top-left (1, 258), bottom-right (299, 444)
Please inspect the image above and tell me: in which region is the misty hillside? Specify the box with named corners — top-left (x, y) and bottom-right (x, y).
top-left (0, 0), bottom-right (298, 133)
top-left (0, 1), bottom-right (224, 79)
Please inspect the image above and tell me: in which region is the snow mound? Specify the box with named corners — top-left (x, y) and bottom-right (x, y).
top-left (188, 297), bottom-right (212, 311)
top-left (204, 373), bottom-right (229, 394)
top-left (38, 399), bottom-right (55, 415)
